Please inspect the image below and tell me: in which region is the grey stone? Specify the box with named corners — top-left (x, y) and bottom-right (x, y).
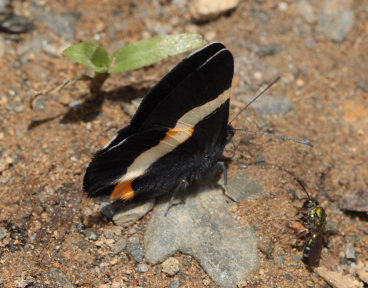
top-left (284, 273), bottom-right (293, 280)
top-left (110, 236), bottom-right (127, 255)
top-left (47, 268), bottom-right (74, 288)
top-left (144, 185), bottom-right (258, 288)
top-left (172, 0), bottom-right (187, 6)
top-left (31, 5), bottom-right (79, 41)
top-left (0, 36), bottom-right (4, 59)
top-left (169, 279), bottom-right (181, 288)
top-left (127, 237), bottom-right (145, 263)
top-left (298, 0), bottom-right (317, 24)
top-left (162, 257), bottom-right (180, 276)
top-left (17, 35), bottom-right (46, 56)
top-left (137, 263), bottom-right (149, 273)
top-left (340, 189), bottom-right (368, 213)
top-left (319, 0), bottom-right (355, 42)
top-left (275, 253), bottom-right (285, 264)
top-left (357, 80), bottom-right (368, 93)
top-left (345, 243), bottom-right (356, 261)
top-left (0, 0), bottom-right (6, 13)
top-left (239, 95), bottom-right (294, 116)
top-left (189, 0), bottom-right (240, 21)
top-left (123, 97), bottom-right (143, 118)
top-left (81, 228), bottom-right (99, 241)
top-left (0, 13), bottom-right (34, 33)
top-left (0, 227), bottom-right (8, 240)
top-left (227, 172), bottom-right (266, 202)
top-left (256, 44), bottom-right (282, 57)
top-left (113, 199), bottom-right (155, 227)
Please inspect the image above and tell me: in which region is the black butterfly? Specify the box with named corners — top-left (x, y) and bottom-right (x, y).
top-left (83, 42), bottom-right (234, 202)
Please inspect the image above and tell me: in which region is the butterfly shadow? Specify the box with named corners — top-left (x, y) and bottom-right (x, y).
top-left (28, 85), bottom-right (149, 130)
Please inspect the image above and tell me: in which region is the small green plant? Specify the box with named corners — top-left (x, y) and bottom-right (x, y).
top-left (63, 33), bottom-right (205, 94)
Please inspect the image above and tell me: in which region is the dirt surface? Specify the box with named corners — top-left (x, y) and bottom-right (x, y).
top-left (0, 1), bottom-right (367, 287)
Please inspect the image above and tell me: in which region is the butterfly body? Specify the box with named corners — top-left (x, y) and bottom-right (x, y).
top-left (83, 42), bottom-right (234, 202)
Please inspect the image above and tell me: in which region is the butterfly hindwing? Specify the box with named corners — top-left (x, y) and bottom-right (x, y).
top-left (83, 43), bottom-right (234, 201)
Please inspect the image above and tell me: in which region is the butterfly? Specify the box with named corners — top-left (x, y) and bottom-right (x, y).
top-left (83, 42), bottom-right (235, 203)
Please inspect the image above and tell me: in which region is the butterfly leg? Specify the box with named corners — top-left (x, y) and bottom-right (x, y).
top-left (216, 161), bottom-right (237, 202)
top-left (164, 179), bottom-right (189, 216)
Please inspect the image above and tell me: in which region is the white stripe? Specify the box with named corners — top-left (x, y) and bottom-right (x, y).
top-left (116, 90), bottom-right (230, 184)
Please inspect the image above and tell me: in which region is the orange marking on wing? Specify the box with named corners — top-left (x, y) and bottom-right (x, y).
top-left (166, 128), bottom-right (194, 138)
top-left (111, 180), bottom-right (135, 200)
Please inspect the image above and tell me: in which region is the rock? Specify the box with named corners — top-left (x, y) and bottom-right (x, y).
top-left (319, 0), bottom-right (355, 42)
top-left (112, 199), bottom-right (155, 227)
top-left (275, 253), bottom-right (285, 264)
top-left (110, 236), bottom-right (127, 255)
top-left (162, 257), bottom-right (180, 276)
top-left (31, 5), bottom-right (79, 41)
top-left (0, 36), bottom-right (5, 59)
top-left (169, 279), bottom-right (181, 288)
top-left (345, 243), bottom-right (356, 261)
top-left (47, 268), bottom-right (74, 288)
top-left (356, 263), bottom-right (368, 284)
top-left (17, 35), bottom-right (46, 56)
top-left (189, 0), bottom-right (240, 21)
top-left (137, 263), bottom-right (149, 273)
top-left (0, 227), bottom-right (8, 240)
top-left (227, 171), bottom-right (266, 202)
top-left (144, 184), bottom-right (258, 288)
top-left (14, 276), bottom-right (34, 288)
top-left (183, 255), bottom-right (192, 266)
top-left (0, 13), bottom-right (34, 34)
top-left (315, 266), bottom-right (364, 288)
top-left (340, 190), bottom-right (368, 213)
top-left (0, 0), bottom-right (6, 13)
top-left (298, 0), bottom-right (317, 24)
top-left (81, 228), bottom-right (99, 241)
top-left (172, 0), bottom-right (187, 6)
top-left (239, 95), bottom-right (294, 116)
top-left (127, 237), bottom-right (145, 263)
top-left (256, 44), bottom-right (282, 57)
top-left (123, 97), bottom-right (144, 118)
top-left (357, 80), bottom-right (368, 93)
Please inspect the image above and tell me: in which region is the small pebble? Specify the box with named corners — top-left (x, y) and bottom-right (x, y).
top-left (278, 2), bottom-right (288, 11)
top-left (81, 228), bottom-right (99, 241)
top-left (137, 263), bottom-right (149, 273)
top-left (284, 273), bottom-right (293, 280)
top-left (345, 243), bottom-right (356, 261)
top-left (183, 255), bottom-right (192, 266)
top-left (162, 257), bottom-right (180, 276)
top-left (126, 237), bottom-right (145, 263)
top-left (111, 237), bottom-right (127, 255)
top-left (274, 253), bottom-right (285, 264)
top-left (0, 227), bottom-right (8, 240)
top-left (104, 230), bottom-right (116, 239)
top-left (202, 279), bottom-right (211, 286)
top-left (169, 279), bottom-right (181, 288)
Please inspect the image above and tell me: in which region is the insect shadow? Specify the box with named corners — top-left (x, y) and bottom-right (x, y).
top-left (27, 85), bottom-right (150, 130)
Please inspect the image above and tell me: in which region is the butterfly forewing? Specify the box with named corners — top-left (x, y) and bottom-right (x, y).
top-left (83, 43), bottom-right (234, 201)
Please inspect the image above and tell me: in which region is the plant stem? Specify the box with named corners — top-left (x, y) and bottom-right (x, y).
top-left (89, 72), bottom-right (110, 95)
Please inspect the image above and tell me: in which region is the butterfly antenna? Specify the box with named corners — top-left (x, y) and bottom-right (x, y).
top-left (233, 129), bottom-right (313, 147)
top-left (229, 76), bottom-right (280, 124)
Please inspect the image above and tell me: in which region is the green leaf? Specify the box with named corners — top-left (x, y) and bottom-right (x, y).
top-left (109, 34), bottom-right (205, 74)
top-left (63, 42), bottom-right (111, 73)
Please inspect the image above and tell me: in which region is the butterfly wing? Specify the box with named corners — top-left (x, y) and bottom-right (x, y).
top-left (97, 42), bottom-right (227, 154)
top-left (84, 43), bottom-right (234, 200)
